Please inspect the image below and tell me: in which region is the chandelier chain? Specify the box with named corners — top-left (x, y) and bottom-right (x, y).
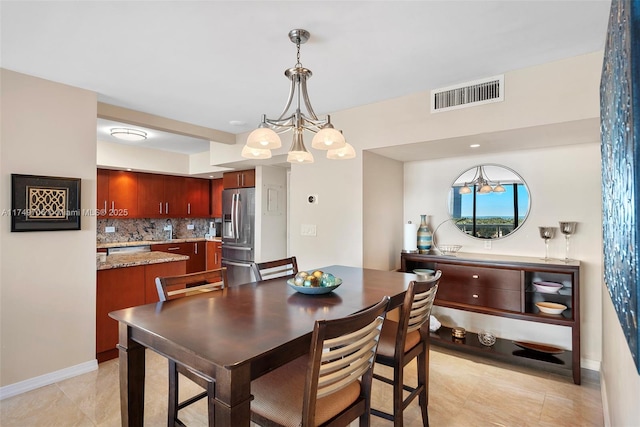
top-left (296, 40), bottom-right (302, 67)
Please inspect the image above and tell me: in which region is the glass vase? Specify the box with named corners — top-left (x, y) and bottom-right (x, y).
top-left (417, 214), bottom-right (433, 254)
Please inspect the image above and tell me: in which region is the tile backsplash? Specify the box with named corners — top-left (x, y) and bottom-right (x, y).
top-left (97, 218), bottom-right (221, 243)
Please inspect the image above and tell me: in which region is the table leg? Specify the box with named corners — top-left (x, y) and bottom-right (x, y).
top-left (213, 365), bottom-right (252, 426)
top-left (117, 323), bottom-right (146, 427)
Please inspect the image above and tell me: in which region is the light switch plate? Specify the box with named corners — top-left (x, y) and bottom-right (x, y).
top-left (484, 240), bottom-right (492, 249)
top-left (301, 224), bottom-right (317, 236)
top-left (105, 226), bottom-right (115, 233)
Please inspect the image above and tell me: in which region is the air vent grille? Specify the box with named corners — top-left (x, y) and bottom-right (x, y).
top-left (431, 75), bottom-right (504, 113)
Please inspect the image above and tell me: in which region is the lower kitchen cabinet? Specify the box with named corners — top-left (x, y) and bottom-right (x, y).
top-left (151, 242), bottom-right (206, 273)
top-left (96, 260), bottom-right (186, 362)
top-left (206, 240), bottom-right (222, 269)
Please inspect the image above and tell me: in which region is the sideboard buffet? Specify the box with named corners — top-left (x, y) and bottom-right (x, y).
top-left (401, 252), bottom-right (581, 384)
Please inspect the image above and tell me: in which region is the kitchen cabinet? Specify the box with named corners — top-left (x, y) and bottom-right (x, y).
top-left (223, 169), bottom-right (255, 189)
top-left (206, 240), bottom-right (222, 269)
top-left (96, 260), bottom-right (187, 362)
top-left (185, 177), bottom-right (210, 217)
top-left (97, 169), bottom-right (138, 218)
top-left (137, 173), bottom-right (187, 217)
top-left (152, 242), bottom-right (206, 273)
top-left (210, 178), bottom-right (223, 218)
top-left (401, 252), bottom-right (581, 384)
top-left (96, 265), bottom-right (145, 362)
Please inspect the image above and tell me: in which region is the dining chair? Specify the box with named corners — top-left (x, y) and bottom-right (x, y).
top-left (251, 256), bottom-right (298, 281)
top-left (155, 267), bottom-right (227, 426)
top-left (371, 270), bottom-right (441, 427)
top-left (250, 296), bottom-right (390, 427)
top-left (155, 267), bottom-right (227, 301)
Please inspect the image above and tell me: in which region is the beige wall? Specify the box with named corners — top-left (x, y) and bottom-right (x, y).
top-left (0, 69), bottom-right (97, 386)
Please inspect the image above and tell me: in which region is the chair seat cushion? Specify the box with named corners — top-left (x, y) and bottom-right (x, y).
top-left (251, 355), bottom-right (362, 427)
top-left (376, 320), bottom-right (421, 358)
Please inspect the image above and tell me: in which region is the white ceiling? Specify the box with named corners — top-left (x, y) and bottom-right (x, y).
top-left (1, 1), bottom-right (611, 158)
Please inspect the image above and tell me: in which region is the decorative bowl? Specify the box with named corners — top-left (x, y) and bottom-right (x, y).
top-left (478, 330), bottom-right (497, 347)
top-left (287, 278), bottom-right (342, 295)
top-left (437, 245), bottom-right (462, 255)
top-left (533, 281), bottom-right (563, 294)
top-left (413, 269), bottom-right (435, 280)
top-left (536, 301), bottom-right (567, 315)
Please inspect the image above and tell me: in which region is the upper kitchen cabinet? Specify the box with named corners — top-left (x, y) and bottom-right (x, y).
top-left (223, 169), bottom-right (255, 189)
top-left (97, 169), bottom-right (138, 218)
top-left (138, 173), bottom-right (186, 217)
top-left (185, 177), bottom-right (210, 217)
top-left (210, 178), bottom-right (223, 218)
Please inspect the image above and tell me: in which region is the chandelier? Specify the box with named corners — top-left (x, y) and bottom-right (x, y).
top-left (241, 29), bottom-right (355, 163)
top-left (459, 165), bottom-right (506, 194)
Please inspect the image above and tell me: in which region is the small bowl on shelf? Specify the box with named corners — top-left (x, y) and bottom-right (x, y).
top-left (478, 330), bottom-right (497, 347)
top-left (533, 281), bottom-right (563, 294)
top-left (437, 244), bottom-right (462, 256)
top-left (536, 301), bottom-right (567, 315)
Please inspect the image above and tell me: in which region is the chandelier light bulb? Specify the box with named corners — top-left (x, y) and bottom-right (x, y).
top-left (326, 142), bottom-right (356, 160)
top-left (246, 127), bottom-right (281, 150)
top-left (493, 183), bottom-right (506, 193)
top-left (311, 126), bottom-right (346, 150)
top-left (241, 145), bottom-right (272, 159)
top-left (459, 185), bottom-right (472, 194)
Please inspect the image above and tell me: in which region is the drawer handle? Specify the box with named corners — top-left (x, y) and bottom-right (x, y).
top-left (472, 275), bottom-right (479, 279)
top-left (472, 294), bottom-right (479, 298)
top-left (168, 247), bottom-right (180, 251)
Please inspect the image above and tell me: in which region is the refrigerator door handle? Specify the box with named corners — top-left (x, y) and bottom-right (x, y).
top-left (223, 260), bottom-right (252, 268)
top-left (234, 193), bottom-right (240, 240)
top-left (230, 193), bottom-right (237, 241)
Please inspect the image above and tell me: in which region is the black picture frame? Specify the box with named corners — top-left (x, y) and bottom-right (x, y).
top-left (11, 174), bottom-right (81, 232)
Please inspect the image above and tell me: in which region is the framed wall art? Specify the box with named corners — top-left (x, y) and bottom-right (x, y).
top-left (600, 0), bottom-right (640, 373)
top-left (11, 174), bottom-right (81, 232)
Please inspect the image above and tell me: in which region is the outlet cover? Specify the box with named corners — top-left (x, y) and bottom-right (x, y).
top-left (187, 224), bottom-right (195, 230)
top-left (484, 240), bottom-right (492, 249)
top-left (105, 226), bottom-right (115, 233)
top-left (301, 224), bottom-right (317, 236)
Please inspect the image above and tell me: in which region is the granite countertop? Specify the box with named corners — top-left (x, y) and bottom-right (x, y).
top-left (97, 237), bottom-right (221, 249)
top-left (97, 251), bottom-right (190, 271)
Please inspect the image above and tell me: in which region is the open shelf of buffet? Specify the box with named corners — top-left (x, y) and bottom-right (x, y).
top-left (401, 251), bottom-right (581, 384)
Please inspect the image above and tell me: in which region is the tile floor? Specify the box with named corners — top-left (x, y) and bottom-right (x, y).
top-left (1, 347), bottom-right (603, 426)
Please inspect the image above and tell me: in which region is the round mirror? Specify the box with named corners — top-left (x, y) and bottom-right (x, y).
top-left (448, 164), bottom-right (530, 239)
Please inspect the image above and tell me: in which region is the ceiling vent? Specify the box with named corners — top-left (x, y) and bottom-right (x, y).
top-left (431, 75), bottom-right (504, 113)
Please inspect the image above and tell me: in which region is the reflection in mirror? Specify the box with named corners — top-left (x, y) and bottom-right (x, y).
top-left (448, 164), bottom-right (530, 239)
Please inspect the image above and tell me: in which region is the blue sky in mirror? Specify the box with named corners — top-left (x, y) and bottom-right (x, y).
top-left (460, 184), bottom-right (530, 218)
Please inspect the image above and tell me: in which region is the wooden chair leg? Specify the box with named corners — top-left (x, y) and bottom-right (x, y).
top-left (168, 360), bottom-right (179, 426)
top-left (393, 361), bottom-right (404, 427)
top-left (207, 381), bottom-right (216, 425)
top-left (417, 348), bottom-right (429, 427)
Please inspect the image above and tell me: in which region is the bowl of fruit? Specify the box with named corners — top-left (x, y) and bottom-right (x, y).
top-left (287, 270), bottom-right (342, 294)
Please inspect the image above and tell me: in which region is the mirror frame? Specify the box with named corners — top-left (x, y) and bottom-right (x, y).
top-left (448, 164), bottom-right (531, 240)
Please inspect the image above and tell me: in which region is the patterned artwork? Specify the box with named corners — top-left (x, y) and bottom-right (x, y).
top-left (27, 187), bottom-right (68, 219)
top-left (11, 174), bottom-right (81, 232)
top-left (600, 0), bottom-right (640, 373)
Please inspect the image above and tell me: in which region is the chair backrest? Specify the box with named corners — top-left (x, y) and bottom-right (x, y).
top-left (406, 270), bottom-right (441, 333)
top-left (155, 267), bottom-right (227, 301)
top-left (301, 296), bottom-right (390, 425)
top-left (251, 256), bottom-right (298, 281)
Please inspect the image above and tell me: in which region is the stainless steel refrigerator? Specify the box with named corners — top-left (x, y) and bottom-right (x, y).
top-left (221, 187), bottom-right (255, 286)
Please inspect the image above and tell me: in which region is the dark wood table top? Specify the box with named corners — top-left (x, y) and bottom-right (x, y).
top-left (110, 265), bottom-right (414, 374)
top-left (109, 265), bottom-right (417, 426)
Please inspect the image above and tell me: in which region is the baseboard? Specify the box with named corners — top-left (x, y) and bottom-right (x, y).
top-left (600, 371), bottom-right (611, 427)
top-left (581, 357), bottom-right (601, 372)
top-left (0, 359), bottom-right (98, 400)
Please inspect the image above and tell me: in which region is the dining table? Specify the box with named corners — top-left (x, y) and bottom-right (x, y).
top-left (109, 265), bottom-right (421, 427)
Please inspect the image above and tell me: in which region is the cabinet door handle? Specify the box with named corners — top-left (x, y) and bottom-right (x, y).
top-left (472, 294), bottom-right (479, 298)
top-left (166, 203), bottom-right (169, 214)
top-left (111, 201), bottom-right (115, 211)
top-left (168, 247), bottom-right (180, 251)
top-left (194, 243), bottom-right (198, 254)
top-left (241, 173), bottom-right (245, 187)
top-left (188, 203), bottom-right (191, 215)
top-left (237, 174), bottom-right (240, 187)
top-left (472, 275), bottom-right (479, 279)
top-left (215, 253), bottom-right (218, 264)
top-left (159, 203), bottom-right (163, 214)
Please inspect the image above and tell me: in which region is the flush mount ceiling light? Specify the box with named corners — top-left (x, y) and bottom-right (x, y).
top-left (459, 165), bottom-right (506, 194)
top-left (110, 128), bottom-right (147, 141)
top-left (242, 29), bottom-right (354, 164)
